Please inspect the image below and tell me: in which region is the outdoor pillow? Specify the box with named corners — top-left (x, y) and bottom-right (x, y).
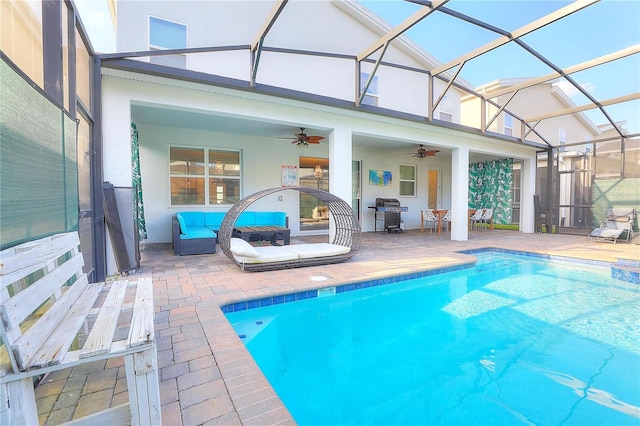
top-left (230, 238), bottom-right (260, 258)
top-left (176, 214), bottom-right (189, 234)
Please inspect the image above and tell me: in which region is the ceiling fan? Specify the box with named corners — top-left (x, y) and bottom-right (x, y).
top-left (411, 144), bottom-right (439, 158)
top-left (286, 127), bottom-right (325, 146)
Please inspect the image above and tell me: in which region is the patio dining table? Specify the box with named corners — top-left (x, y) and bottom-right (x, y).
top-left (421, 209), bottom-right (493, 234)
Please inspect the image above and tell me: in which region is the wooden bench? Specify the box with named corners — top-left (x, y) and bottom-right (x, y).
top-left (0, 232), bottom-right (161, 425)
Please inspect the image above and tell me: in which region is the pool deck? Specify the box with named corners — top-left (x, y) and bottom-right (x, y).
top-left (35, 230), bottom-right (639, 425)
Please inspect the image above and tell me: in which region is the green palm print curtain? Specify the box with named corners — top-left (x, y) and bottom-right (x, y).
top-left (131, 122), bottom-right (147, 239)
top-left (468, 158), bottom-right (513, 224)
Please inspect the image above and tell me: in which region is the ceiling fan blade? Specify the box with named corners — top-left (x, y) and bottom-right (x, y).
top-left (305, 136), bottom-right (324, 144)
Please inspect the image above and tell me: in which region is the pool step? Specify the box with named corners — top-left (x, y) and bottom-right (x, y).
top-left (611, 258), bottom-right (640, 285)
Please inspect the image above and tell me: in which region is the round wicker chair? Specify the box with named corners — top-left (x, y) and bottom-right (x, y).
top-left (219, 187), bottom-right (361, 271)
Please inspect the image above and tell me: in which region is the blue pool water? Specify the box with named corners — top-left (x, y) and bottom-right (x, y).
top-left (225, 251), bottom-right (640, 425)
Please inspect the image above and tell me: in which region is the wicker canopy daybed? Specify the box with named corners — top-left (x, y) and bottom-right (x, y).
top-left (219, 187), bottom-right (361, 272)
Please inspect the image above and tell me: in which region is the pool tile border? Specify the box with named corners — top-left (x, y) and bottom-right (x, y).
top-left (221, 261), bottom-right (475, 313)
top-left (221, 247), bottom-right (637, 315)
top-left (459, 247), bottom-right (613, 267)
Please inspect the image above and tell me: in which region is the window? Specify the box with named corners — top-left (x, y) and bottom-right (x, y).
top-left (438, 95), bottom-right (453, 122)
top-left (170, 147), bottom-right (240, 205)
top-left (360, 72), bottom-right (379, 106)
top-left (558, 128), bottom-right (566, 151)
top-left (399, 164), bottom-right (416, 197)
top-left (504, 113), bottom-right (514, 136)
top-left (149, 16), bottom-right (187, 68)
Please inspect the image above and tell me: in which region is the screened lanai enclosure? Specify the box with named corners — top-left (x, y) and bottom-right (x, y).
top-left (1, 0), bottom-right (638, 279)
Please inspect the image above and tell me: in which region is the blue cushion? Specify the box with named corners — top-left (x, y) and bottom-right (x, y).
top-left (176, 214), bottom-right (189, 234)
top-left (235, 211), bottom-right (256, 227)
top-left (180, 227), bottom-right (216, 240)
top-left (255, 211), bottom-right (286, 227)
top-left (205, 212), bottom-right (226, 229)
top-left (180, 212), bottom-right (205, 228)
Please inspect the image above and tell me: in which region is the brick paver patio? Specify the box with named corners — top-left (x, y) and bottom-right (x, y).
top-left (34, 230), bottom-right (639, 425)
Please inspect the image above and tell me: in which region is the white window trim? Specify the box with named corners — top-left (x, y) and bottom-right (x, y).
top-left (398, 164), bottom-right (416, 197)
top-left (360, 72), bottom-right (379, 106)
top-left (169, 146), bottom-right (241, 206)
top-left (148, 15), bottom-right (188, 67)
top-left (504, 113), bottom-right (514, 136)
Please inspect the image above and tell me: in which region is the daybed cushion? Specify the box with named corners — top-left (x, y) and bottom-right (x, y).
top-left (234, 246), bottom-right (299, 264)
top-left (230, 238), bottom-right (260, 258)
top-left (283, 243), bottom-right (350, 259)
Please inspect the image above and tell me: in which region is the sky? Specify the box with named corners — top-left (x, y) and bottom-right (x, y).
top-left (75, 0), bottom-right (639, 134)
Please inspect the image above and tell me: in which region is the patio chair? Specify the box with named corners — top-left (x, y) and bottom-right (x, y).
top-left (589, 208), bottom-right (636, 243)
top-left (480, 208), bottom-right (494, 231)
top-left (470, 208), bottom-right (485, 231)
top-left (440, 210), bottom-right (452, 233)
top-left (421, 209), bottom-right (438, 233)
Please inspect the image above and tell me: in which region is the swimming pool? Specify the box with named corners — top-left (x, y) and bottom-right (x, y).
top-left (225, 251), bottom-right (640, 425)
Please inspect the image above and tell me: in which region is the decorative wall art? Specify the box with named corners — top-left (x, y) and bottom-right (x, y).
top-left (281, 165), bottom-right (298, 187)
top-left (369, 169), bottom-right (392, 186)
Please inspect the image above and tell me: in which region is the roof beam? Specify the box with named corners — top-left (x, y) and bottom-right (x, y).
top-left (250, 0), bottom-right (288, 86)
top-left (431, 0), bottom-right (598, 76)
top-left (357, 0), bottom-right (448, 62)
top-left (524, 92), bottom-right (640, 123)
top-left (487, 45), bottom-right (640, 99)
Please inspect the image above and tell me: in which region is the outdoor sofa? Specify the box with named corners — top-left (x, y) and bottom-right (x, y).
top-left (172, 210), bottom-right (287, 255)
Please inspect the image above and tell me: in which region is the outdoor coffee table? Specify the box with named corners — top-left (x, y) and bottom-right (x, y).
top-left (233, 226), bottom-right (291, 246)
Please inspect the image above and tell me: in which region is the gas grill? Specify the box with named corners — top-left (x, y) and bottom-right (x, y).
top-left (371, 198), bottom-right (408, 232)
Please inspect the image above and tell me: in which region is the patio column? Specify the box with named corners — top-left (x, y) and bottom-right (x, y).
top-left (328, 126), bottom-right (352, 240)
top-left (101, 79), bottom-right (133, 275)
top-left (519, 156), bottom-right (536, 233)
top-left (451, 147), bottom-right (469, 241)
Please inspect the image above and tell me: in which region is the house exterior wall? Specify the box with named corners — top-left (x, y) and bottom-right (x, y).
top-left (461, 82), bottom-right (600, 146)
top-left (102, 71), bottom-right (536, 269)
top-left (114, 0), bottom-right (466, 120)
top-left (101, 1), bottom-right (540, 273)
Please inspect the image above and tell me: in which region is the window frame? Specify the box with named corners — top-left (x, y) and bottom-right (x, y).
top-left (504, 113), bottom-right (514, 136)
top-left (148, 15), bottom-right (188, 68)
top-left (360, 72), bottom-right (379, 106)
top-left (398, 164), bottom-right (416, 197)
top-left (169, 146), bottom-right (241, 206)
top-left (438, 95), bottom-right (454, 122)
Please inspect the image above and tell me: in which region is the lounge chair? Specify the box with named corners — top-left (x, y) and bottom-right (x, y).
top-left (589, 208), bottom-right (636, 243)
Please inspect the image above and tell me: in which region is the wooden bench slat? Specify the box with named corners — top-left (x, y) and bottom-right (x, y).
top-left (9, 275), bottom-right (91, 371)
top-left (2, 232), bottom-right (161, 424)
top-left (80, 280), bottom-right (128, 359)
top-left (127, 277), bottom-right (155, 348)
top-left (24, 281), bottom-right (104, 370)
top-left (0, 252), bottom-right (85, 330)
top-left (0, 233), bottom-right (80, 287)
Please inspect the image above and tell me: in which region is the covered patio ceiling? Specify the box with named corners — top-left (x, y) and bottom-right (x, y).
top-left (112, 0), bottom-right (639, 151)
top-left (130, 102), bottom-right (504, 163)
